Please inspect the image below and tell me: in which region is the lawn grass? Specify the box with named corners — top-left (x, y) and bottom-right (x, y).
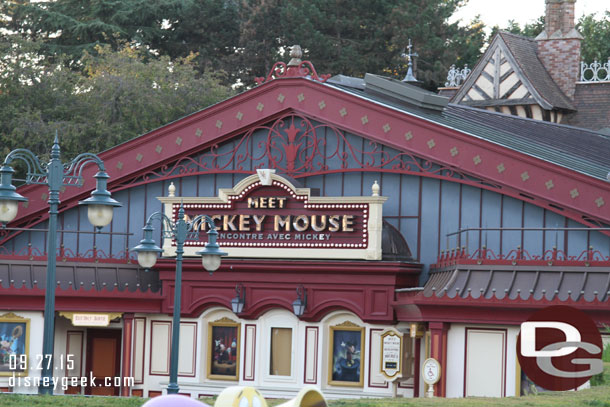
top-left (1, 363), bottom-right (609, 407)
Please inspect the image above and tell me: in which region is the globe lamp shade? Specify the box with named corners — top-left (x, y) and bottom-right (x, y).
top-left (195, 226), bottom-right (227, 273)
top-left (0, 165), bottom-right (27, 223)
top-left (130, 224), bottom-right (163, 270)
top-left (201, 253), bottom-right (222, 273)
top-left (78, 171), bottom-right (121, 228)
top-left (137, 250), bottom-right (159, 269)
top-left (0, 200), bottom-right (19, 223)
top-left (87, 204), bottom-right (115, 228)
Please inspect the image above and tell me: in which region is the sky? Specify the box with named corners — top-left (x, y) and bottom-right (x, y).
top-left (450, 0), bottom-right (609, 31)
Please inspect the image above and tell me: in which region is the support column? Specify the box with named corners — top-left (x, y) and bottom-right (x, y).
top-left (121, 313), bottom-right (135, 397)
top-left (429, 322), bottom-right (449, 397)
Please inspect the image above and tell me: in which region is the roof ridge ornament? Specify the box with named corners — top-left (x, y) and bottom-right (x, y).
top-left (287, 45), bottom-right (303, 67)
top-left (401, 39), bottom-right (420, 84)
top-left (445, 64), bottom-right (471, 87)
top-left (255, 44), bottom-right (331, 85)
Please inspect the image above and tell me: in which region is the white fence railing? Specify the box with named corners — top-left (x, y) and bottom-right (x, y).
top-left (580, 59), bottom-right (610, 82)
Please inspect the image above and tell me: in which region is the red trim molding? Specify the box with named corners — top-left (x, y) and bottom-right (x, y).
top-left (162, 259), bottom-right (420, 324)
top-left (395, 291), bottom-right (610, 326)
top-left (429, 322), bottom-right (449, 397)
top-left (121, 313), bottom-right (134, 396)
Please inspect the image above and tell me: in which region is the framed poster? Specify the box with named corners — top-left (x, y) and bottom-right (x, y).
top-left (0, 313), bottom-right (30, 377)
top-left (207, 318), bottom-right (240, 381)
top-left (328, 322), bottom-right (365, 387)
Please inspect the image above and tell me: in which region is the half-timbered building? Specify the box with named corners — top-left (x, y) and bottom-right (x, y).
top-left (443, 0), bottom-right (610, 134)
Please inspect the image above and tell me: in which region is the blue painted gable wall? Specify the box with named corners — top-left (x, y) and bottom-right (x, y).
top-left (3, 117), bottom-right (608, 284)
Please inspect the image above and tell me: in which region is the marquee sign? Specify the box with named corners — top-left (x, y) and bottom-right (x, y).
top-left (158, 171), bottom-right (386, 260)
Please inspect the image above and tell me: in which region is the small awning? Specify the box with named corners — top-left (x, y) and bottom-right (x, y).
top-left (422, 264), bottom-right (610, 303)
top-left (394, 264), bottom-right (610, 325)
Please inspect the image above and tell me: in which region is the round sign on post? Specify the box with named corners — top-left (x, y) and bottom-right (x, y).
top-left (421, 358), bottom-right (441, 398)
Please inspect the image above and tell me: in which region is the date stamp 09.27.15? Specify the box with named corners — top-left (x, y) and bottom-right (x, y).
top-left (5, 354), bottom-right (134, 391)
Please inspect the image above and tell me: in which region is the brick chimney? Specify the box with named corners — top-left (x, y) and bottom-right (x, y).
top-left (535, 0), bottom-right (582, 100)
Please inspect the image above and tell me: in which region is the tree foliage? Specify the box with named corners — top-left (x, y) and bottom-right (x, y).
top-left (578, 12), bottom-right (610, 63)
top-left (2, 0), bottom-right (485, 90)
top-left (237, 0), bottom-right (485, 89)
top-left (492, 12), bottom-right (610, 64)
top-left (489, 16), bottom-right (545, 39)
top-left (0, 38), bottom-right (233, 159)
top-left (1, 0), bottom-right (241, 75)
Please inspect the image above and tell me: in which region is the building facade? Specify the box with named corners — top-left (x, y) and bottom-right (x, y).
top-left (1, 46), bottom-right (609, 399)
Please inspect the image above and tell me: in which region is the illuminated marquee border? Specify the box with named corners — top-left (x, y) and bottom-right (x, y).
top-left (158, 173), bottom-right (386, 260)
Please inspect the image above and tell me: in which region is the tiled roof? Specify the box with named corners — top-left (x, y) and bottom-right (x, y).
top-left (565, 82), bottom-right (610, 134)
top-left (326, 80), bottom-right (610, 181)
top-left (498, 31), bottom-right (576, 111)
top-left (0, 260), bottom-right (161, 293)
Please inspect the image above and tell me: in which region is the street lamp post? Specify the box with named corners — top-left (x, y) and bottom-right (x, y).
top-left (131, 204), bottom-right (226, 394)
top-left (0, 134), bottom-right (121, 395)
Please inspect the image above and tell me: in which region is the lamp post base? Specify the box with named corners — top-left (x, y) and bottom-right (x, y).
top-left (38, 383), bottom-right (53, 395)
top-left (166, 382), bottom-right (180, 394)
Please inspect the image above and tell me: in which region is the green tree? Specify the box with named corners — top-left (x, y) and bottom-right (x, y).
top-left (234, 0), bottom-right (284, 86)
top-left (489, 16), bottom-right (545, 40)
top-left (0, 37), bottom-right (233, 159)
top-left (237, 0), bottom-right (485, 90)
top-left (578, 12), bottom-right (610, 63)
top-left (0, 0), bottom-right (240, 75)
top-left (0, 37), bottom-right (83, 159)
top-left (490, 12), bottom-right (610, 64)
top-left (386, 1), bottom-right (485, 89)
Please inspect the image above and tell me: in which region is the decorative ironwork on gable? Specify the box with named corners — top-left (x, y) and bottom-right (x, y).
top-left (114, 113), bottom-right (493, 190)
top-left (255, 45), bottom-right (331, 85)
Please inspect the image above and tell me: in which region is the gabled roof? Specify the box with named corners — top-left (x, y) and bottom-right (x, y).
top-left (5, 63), bottom-right (610, 241)
top-left (452, 31), bottom-right (575, 111)
top-left (330, 77), bottom-right (610, 181)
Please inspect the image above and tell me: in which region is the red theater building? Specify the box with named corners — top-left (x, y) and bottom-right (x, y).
top-left (1, 39), bottom-right (609, 398)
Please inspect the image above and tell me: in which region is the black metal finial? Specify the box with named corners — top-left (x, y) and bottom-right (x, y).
top-left (401, 39), bottom-right (419, 83)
